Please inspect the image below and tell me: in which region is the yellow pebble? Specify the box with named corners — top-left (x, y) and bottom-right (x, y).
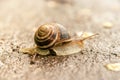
top-left (105, 63), bottom-right (120, 71)
top-left (103, 22), bottom-right (113, 29)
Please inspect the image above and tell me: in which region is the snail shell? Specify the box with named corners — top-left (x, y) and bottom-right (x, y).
top-left (34, 23), bottom-right (71, 49)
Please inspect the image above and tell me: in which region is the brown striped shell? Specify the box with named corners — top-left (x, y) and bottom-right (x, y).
top-left (34, 23), bottom-right (71, 49)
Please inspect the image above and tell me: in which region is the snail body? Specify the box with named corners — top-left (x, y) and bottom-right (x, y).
top-left (20, 23), bottom-right (97, 56)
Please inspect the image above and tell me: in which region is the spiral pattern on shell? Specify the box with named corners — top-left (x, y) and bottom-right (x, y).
top-left (34, 23), bottom-right (71, 49)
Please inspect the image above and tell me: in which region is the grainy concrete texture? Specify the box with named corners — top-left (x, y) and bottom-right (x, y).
top-left (0, 0), bottom-right (120, 80)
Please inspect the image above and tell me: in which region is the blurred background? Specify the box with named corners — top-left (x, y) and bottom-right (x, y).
top-left (0, 0), bottom-right (120, 80)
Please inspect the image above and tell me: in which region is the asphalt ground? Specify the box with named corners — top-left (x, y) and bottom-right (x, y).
top-left (0, 0), bottom-right (120, 80)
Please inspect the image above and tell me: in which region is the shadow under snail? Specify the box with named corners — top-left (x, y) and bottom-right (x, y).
top-left (20, 23), bottom-right (97, 56)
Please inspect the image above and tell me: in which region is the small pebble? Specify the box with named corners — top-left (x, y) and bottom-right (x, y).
top-left (103, 22), bottom-right (113, 29)
top-left (105, 63), bottom-right (120, 71)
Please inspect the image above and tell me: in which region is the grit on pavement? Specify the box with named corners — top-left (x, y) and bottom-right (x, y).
top-left (0, 0), bottom-right (120, 80)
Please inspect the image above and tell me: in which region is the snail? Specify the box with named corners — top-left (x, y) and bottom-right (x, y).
top-left (20, 23), bottom-right (97, 56)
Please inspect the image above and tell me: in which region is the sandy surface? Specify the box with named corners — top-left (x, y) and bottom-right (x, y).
top-left (0, 0), bottom-right (120, 80)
